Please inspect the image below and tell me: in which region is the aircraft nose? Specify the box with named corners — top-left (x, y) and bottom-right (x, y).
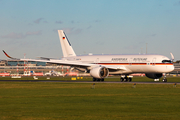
top-left (168, 64), bottom-right (174, 72)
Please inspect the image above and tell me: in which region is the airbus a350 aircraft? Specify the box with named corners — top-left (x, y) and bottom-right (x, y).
top-left (3, 30), bottom-right (174, 82)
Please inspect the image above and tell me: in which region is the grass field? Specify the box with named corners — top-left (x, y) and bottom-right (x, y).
top-left (0, 80), bottom-right (180, 120)
top-left (0, 76), bottom-right (180, 82)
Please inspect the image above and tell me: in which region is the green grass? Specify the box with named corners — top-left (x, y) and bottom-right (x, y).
top-left (0, 82), bottom-right (180, 120)
top-left (0, 76), bottom-right (180, 83)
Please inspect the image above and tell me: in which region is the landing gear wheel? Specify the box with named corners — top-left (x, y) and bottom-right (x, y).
top-left (93, 78), bottom-right (96, 81)
top-left (101, 78), bottom-right (104, 82)
top-left (120, 75), bottom-right (132, 82)
top-left (120, 78), bottom-right (124, 82)
top-left (124, 77), bottom-right (128, 82)
top-left (163, 79), bottom-right (167, 82)
top-left (162, 73), bottom-right (167, 82)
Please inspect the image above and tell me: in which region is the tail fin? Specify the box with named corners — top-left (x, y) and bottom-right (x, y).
top-left (58, 30), bottom-right (76, 57)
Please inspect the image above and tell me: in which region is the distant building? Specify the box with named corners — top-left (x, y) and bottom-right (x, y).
top-left (6, 60), bottom-right (46, 66)
top-left (174, 63), bottom-right (180, 69)
top-left (0, 60), bottom-right (7, 66)
top-left (172, 63), bottom-right (180, 75)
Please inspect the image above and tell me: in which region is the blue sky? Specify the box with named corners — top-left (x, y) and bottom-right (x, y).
top-left (0, 0), bottom-right (180, 60)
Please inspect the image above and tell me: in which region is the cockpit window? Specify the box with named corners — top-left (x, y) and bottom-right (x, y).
top-left (162, 60), bottom-right (172, 63)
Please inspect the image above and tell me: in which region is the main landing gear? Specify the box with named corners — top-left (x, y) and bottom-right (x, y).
top-left (93, 78), bottom-right (104, 82)
top-left (120, 75), bottom-right (132, 82)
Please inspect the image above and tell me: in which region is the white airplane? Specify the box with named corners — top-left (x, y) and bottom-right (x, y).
top-left (3, 30), bottom-right (174, 82)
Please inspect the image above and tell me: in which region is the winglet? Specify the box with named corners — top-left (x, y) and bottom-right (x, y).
top-left (170, 52), bottom-right (174, 62)
top-left (2, 50), bottom-right (16, 59)
top-left (170, 53), bottom-right (174, 60)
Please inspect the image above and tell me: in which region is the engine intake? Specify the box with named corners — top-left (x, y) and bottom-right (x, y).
top-left (145, 73), bottom-right (163, 79)
top-left (90, 67), bottom-right (109, 79)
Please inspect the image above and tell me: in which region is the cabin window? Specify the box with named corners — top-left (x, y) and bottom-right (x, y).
top-left (147, 63), bottom-right (150, 65)
top-left (162, 60), bottom-right (172, 63)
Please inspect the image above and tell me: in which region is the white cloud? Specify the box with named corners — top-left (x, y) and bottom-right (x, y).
top-left (1, 32), bottom-right (25, 39)
top-left (151, 34), bottom-right (157, 37)
top-left (55, 21), bottom-right (63, 24)
top-left (1, 31), bottom-right (42, 39)
top-left (94, 20), bottom-right (101, 23)
top-left (53, 28), bottom-right (83, 34)
top-left (62, 28), bottom-right (82, 34)
top-left (26, 31), bottom-right (42, 36)
top-left (173, 1), bottom-right (180, 6)
top-left (62, 28), bottom-right (74, 34)
top-left (34, 18), bottom-right (43, 24)
top-left (87, 26), bottom-right (92, 29)
top-left (73, 29), bottom-right (83, 34)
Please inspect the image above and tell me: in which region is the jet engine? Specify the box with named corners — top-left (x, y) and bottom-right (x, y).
top-left (145, 73), bottom-right (163, 79)
top-left (90, 67), bottom-right (109, 79)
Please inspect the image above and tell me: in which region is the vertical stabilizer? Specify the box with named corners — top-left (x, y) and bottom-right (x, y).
top-left (58, 30), bottom-right (76, 57)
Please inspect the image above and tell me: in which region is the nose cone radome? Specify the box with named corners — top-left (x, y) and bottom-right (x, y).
top-left (168, 64), bottom-right (174, 73)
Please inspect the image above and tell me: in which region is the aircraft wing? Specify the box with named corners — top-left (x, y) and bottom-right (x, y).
top-left (3, 50), bottom-right (127, 71)
top-left (20, 58), bottom-right (126, 70)
top-left (102, 65), bottom-right (127, 71)
top-left (21, 58), bottom-right (92, 68)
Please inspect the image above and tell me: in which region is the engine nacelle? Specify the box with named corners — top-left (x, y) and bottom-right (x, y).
top-left (145, 73), bottom-right (163, 79)
top-left (90, 67), bottom-right (109, 79)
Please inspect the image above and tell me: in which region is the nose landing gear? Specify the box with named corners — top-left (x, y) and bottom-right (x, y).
top-left (162, 79), bottom-right (167, 82)
top-left (162, 73), bottom-right (167, 82)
